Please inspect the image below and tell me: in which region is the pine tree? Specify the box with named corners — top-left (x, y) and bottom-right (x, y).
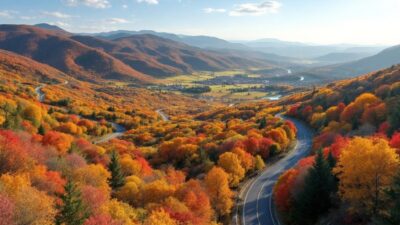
top-left (38, 124), bottom-right (46, 135)
top-left (259, 117), bottom-right (267, 129)
top-left (56, 181), bottom-right (89, 225)
top-left (108, 150), bottom-right (125, 189)
top-left (375, 172), bottom-right (400, 225)
top-left (292, 149), bottom-right (335, 225)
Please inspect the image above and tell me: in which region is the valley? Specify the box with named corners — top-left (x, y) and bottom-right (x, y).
top-left (0, 5), bottom-right (399, 224)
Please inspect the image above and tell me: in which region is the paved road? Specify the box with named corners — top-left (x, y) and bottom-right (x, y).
top-left (242, 115), bottom-right (314, 225)
top-left (156, 109), bottom-right (169, 121)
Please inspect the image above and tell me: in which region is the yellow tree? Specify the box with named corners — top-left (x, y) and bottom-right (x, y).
top-left (144, 209), bottom-right (177, 225)
top-left (218, 152), bottom-right (245, 187)
top-left (204, 166), bottom-right (233, 217)
top-left (333, 137), bottom-right (400, 215)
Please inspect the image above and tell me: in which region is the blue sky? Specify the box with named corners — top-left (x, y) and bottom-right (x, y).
top-left (0, 0), bottom-right (399, 45)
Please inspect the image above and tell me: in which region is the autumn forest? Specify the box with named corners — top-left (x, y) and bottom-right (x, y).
top-left (0, 5), bottom-right (400, 225)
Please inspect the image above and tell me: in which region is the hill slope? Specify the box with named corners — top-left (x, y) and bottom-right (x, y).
top-left (0, 25), bottom-right (154, 83)
top-left (72, 34), bottom-right (273, 77)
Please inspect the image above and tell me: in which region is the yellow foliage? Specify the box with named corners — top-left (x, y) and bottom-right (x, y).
top-left (218, 152), bottom-right (245, 187)
top-left (334, 137), bottom-right (400, 215)
top-left (144, 209), bottom-right (178, 225)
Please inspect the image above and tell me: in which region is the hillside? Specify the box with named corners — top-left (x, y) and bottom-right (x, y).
top-left (274, 64), bottom-right (400, 225)
top-left (72, 34), bottom-right (273, 77)
top-left (0, 49), bottom-right (71, 84)
top-left (0, 25), bottom-right (154, 83)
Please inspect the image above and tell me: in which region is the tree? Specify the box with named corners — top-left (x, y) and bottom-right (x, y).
top-left (217, 152), bottom-right (245, 187)
top-left (259, 117), bottom-right (267, 129)
top-left (375, 172), bottom-right (400, 225)
top-left (56, 181), bottom-right (89, 225)
top-left (255, 155), bottom-right (266, 171)
top-left (388, 97), bottom-right (400, 134)
top-left (333, 137), bottom-right (400, 216)
top-left (108, 151), bottom-right (125, 189)
top-left (292, 149), bottom-right (335, 225)
top-left (0, 194), bottom-right (15, 225)
top-left (144, 209), bottom-right (177, 225)
top-left (204, 167), bottom-right (233, 217)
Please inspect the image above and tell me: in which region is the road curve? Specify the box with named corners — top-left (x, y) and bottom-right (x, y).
top-left (242, 115), bottom-right (314, 225)
top-left (156, 109), bottom-right (169, 121)
top-left (35, 83), bottom-right (126, 144)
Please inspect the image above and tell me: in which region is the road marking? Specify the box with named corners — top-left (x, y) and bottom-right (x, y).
top-left (256, 181), bottom-right (269, 225)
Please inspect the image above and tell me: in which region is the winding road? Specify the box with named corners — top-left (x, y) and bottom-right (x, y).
top-left (241, 115), bottom-right (314, 225)
top-left (34, 83), bottom-right (127, 144)
top-left (156, 109), bottom-right (169, 121)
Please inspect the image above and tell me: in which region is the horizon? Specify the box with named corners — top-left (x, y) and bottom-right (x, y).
top-left (1, 0), bottom-right (400, 45)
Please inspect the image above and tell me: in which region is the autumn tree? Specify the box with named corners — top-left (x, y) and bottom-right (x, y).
top-left (56, 181), bottom-right (90, 225)
top-left (333, 137), bottom-right (400, 216)
top-left (217, 152), bottom-right (245, 187)
top-left (204, 167), bottom-right (233, 217)
top-left (144, 209), bottom-right (177, 225)
top-left (108, 151), bottom-right (125, 189)
top-left (255, 155), bottom-right (266, 171)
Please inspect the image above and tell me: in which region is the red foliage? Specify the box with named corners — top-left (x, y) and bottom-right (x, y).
top-left (0, 130), bottom-right (31, 173)
top-left (84, 214), bottom-right (122, 225)
top-left (0, 194), bottom-right (15, 225)
top-left (274, 169), bottom-right (299, 212)
top-left (390, 132), bottom-right (400, 154)
top-left (81, 185), bottom-right (108, 214)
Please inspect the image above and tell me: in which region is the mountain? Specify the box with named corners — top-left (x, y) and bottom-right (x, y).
top-left (0, 25), bottom-right (155, 83)
top-left (0, 49), bottom-right (71, 83)
top-left (313, 52), bottom-right (373, 65)
top-left (34, 23), bottom-right (69, 35)
top-left (294, 44), bottom-right (400, 82)
top-left (71, 34), bottom-right (274, 77)
top-left (92, 30), bottom-right (249, 51)
top-left (241, 39), bottom-right (386, 59)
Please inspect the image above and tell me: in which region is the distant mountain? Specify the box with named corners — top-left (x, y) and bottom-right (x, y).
top-left (295, 44), bottom-right (400, 81)
top-left (0, 25), bottom-right (153, 83)
top-left (72, 34), bottom-right (274, 77)
top-left (240, 38), bottom-right (386, 59)
top-left (313, 52), bottom-right (373, 65)
top-left (92, 30), bottom-right (249, 51)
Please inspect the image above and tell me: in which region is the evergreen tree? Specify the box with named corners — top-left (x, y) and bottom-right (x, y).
top-left (38, 124), bottom-right (46, 135)
top-left (375, 172), bottom-right (400, 225)
top-left (388, 97), bottom-right (400, 135)
top-left (327, 151), bottom-right (336, 169)
top-left (259, 117), bottom-right (267, 129)
top-left (108, 150), bottom-right (125, 189)
top-left (56, 181), bottom-right (89, 225)
top-left (292, 149), bottom-right (335, 225)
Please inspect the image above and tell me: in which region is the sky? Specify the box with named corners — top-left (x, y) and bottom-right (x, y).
top-left (0, 0), bottom-right (399, 45)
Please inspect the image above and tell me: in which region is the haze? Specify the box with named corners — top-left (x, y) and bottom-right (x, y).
top-left (1, 0), bottom-right (400, 45)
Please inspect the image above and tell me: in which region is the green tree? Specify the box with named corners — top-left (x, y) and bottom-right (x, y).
top-left (388, 97), bottom-right (400, 135)
top-left (259, 117), bottom-right (267, 129)
top-left (56, 181), bottom-right (89, 225)
top-left (108, 150), bottom-right (125, 189)
top-left (375, 172), bottom-right (400, 225)
top-left (292, 149), bottom-right (335, 225)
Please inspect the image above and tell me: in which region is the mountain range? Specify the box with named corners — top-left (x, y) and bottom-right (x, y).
top-left (0, 23), bottom-right (399, 85)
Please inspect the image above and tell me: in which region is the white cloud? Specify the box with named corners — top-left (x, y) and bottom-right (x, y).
top-left (64, 0), bottom-right (110, 9)
top-left (229, 1), bottom-right (281, 16)
top-left (122, 4), bottom-right (128, 9)
top-left (42, 11), bottom-right (72, 19)
top-left (204, 8), bottom-right (226, 14)
top-left (107, 18), bottom-right (130, 24)
top-left (0, 10), bottom-right (16, 19)
top-left (137, 0), bottom-right (159, 5)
